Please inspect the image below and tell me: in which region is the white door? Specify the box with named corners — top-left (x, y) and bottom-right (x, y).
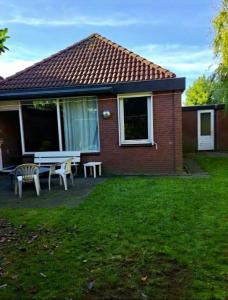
top-left (197, 109), bottom-right (214, 151)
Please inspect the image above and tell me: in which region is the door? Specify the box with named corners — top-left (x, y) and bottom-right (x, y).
top-left (0, 111), bottom-right (22, 169)
top-left (197, 109), bottom-right (214, 151)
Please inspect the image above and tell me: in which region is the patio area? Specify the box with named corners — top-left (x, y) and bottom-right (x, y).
top-left (0, 174), bottom-right (105, 208)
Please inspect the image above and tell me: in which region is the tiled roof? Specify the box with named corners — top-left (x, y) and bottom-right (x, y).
top-left (0, 33), bottom-right (176, 90)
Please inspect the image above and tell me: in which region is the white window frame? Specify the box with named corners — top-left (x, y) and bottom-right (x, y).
top-left (117, 93), bottom-right (153, 145)
top-left (18, 96), bottom-right (100, 155)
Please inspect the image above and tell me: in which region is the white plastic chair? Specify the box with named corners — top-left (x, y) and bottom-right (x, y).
top-left (14, 164), bottom-right (40, 198)
top-left (48, 158), bottom-right (74, 191)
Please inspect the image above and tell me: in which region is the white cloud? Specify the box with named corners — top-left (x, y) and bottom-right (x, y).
top-left (0, 43), bottom-right (51, 78)
top-left (0, 15), bottom-right (162, 27)
top-left (0, 59), bottom-right (37, 78)
top-left (133, 44), bottom-right (217, 86)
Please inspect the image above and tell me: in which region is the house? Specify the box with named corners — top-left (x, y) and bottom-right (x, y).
top-left (182, 104), bottom-right (228, 152)
top-left (0, 33), bottom-right (185, 174)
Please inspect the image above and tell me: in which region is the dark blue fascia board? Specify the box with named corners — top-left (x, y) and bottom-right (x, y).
top-left (182, 104), bottom-right (225, 111)
top-left (0, 77), bottom-right (185, 101)
top-left (0, 86), bottom-right (113, 101)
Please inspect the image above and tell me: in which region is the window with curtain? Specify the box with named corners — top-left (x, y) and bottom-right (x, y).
top-left (61, 96), bottom-right (99, 152)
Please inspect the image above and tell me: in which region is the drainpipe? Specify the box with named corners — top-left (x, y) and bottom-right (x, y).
top-left (0, 138), bottom-right (4, 170)
top-left (172, 92), bottom-right (176, 172)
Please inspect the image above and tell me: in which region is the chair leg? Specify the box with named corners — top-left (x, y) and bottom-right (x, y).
top-left (34, 175), bottom-right (40, 196)
top-left (18, 179), bottom-right (22, 199)
top-left (48, 173), bottom-right (52, 190)
top-left (93, 165), bottom-right (96, 178)
top-left (99, 164), bottom-right (101, 176)
top-left (84, 166), bottom-right (87, 178)
top-left (61, 174), bottom-right (68, 191)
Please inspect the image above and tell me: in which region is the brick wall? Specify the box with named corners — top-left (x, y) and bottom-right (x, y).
top-left (216, 109), bottom-right (228, 151)
top-left (83, 91), bottom-right (183, 174)
top-left (182, 110), bottom-right (197, 152)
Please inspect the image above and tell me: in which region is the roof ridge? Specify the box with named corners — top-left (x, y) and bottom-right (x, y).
top-left (93, 33), bottom-right (174, 76)
top-left (0, 33), bottom-right (176, 90)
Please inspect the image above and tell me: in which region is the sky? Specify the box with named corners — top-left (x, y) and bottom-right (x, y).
top-left (0, 0), bottom-right (221, 96)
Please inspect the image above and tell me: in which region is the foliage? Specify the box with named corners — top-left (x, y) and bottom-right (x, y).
top-left (212, 0), bottom-right (228, 104)
top-left (0, 28), bottom-right (9, 54)
top-left (0, 155), bottom-right (227, 299)
top-left (186, 75), bottom-right (216, 105)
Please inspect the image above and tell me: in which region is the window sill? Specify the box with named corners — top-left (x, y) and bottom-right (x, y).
top-left (81, 152), bottom-right (100, 156)
top-left (120, 143), bottom-right (154, 147)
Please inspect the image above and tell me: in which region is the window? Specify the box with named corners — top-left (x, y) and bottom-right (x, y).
top-left (20, 97), bottom-right (100, 154)
top-left (21, 101), bottom-right (59, 152)
top-left (60, 97), bottom-right (99, 152)
top-left (118, 94), bottom-right (153, 145)
top-left (200, 112), bottom-right (211, 136)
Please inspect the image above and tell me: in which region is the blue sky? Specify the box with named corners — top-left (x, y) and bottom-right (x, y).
top-left (0, 0), bottom-right (220, 95)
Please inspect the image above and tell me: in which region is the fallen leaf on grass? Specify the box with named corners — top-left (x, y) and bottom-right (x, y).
top-left (0, 237), bottom-right (6, 243)
top-left (141, 275), bottom-right (148, 282)
top-left (40, 273), bottom-right (47, 278)
top-left (141, 292), bottom-right (148, 299)
top-left (28, 235), bottom-right (38, 244)
top-left (0, 284), bottom-right (7, 289)
top-left (87, 280), bottom-right (95, 292)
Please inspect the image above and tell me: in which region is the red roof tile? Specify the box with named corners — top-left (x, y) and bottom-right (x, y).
top-left (0, 33), bottom-right (176, 90)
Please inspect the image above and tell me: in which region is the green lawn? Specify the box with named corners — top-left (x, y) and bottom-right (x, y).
top-left (0, 156), bottom-right (227, 299)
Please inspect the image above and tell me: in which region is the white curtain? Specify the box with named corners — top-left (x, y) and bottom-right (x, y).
top-left (63, 97), bottom-right (99, 151)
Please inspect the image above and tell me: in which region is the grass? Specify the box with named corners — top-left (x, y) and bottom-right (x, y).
top-left (0, 155), bottom-right (227, 299)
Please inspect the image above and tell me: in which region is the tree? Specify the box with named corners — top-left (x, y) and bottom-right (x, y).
top-left (186, 75), bottom-right (216, 105)
top-left (212, 0), bottom-right (228, 104)
top-left (0, 28), bottom-right (9, 54)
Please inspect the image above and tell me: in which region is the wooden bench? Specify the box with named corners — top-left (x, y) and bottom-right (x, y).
top-left (34, 151), bottom-right (81, 174)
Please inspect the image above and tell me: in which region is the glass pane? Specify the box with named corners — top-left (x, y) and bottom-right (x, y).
top-left (201, 112), bottom-right (211, 136)
top-left (61, 97), bottom-right (99, 152)
top-left (22, 101), bottom-right (59, 151)
top-left (124, 97), bottom-right (148, 140)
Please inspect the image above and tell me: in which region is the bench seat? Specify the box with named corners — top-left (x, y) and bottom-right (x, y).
top-left (34, 151), bottom-right (80, 166)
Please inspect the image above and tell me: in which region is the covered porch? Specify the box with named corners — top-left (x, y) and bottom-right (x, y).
top-left (0, 94), bottom-right (102, 170)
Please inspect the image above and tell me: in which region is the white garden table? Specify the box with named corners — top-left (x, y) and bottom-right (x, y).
top-left (83, 162), bottom-right (102, 178)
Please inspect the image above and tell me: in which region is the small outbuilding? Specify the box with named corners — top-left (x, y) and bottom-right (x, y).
top-left (182, 104), bottom-right (228, 152)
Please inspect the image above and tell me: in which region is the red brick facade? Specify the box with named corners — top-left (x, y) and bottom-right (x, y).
top-left (0, 91), bottom-right (183, 174)
top-left (182, 110), bottom-right (197, 153)
top-left (216, 109), bottom-right (228, 150)
top-left (83, 91), bottom-right (183, 174)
